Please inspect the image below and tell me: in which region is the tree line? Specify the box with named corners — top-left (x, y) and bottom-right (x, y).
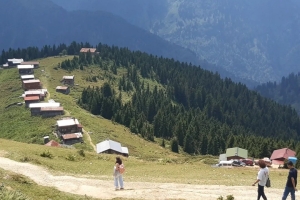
top-left (256, 72), bottom-right (300, 114)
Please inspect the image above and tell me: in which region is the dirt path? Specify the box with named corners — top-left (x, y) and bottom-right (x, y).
top-left (83, 128), bottom-right (97, 152)
top-left (0, 157), bottom-right (299, 200)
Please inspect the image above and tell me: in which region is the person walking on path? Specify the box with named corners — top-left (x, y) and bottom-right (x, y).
top-left (252, 160), bottom-right (269, 200)
top-left (282, 161), bottom-right (298, 200)
top-left (113, 156), bottom-right (125, 190)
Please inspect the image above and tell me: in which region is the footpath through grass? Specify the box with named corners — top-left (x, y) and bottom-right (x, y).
top-left (0, 139), bottom-right (290, 189)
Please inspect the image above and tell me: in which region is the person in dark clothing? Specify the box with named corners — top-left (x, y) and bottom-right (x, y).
top-left (282, 161), bottom-right (298, 200)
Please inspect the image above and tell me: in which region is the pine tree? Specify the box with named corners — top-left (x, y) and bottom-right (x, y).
top-left (170, 138), bottom-right (179, 153)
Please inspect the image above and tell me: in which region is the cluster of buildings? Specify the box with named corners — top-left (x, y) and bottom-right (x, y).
top-left (3, 58), bottom-right (76, 117)
top-left (15, 59), bottom-right (81, 145)
top-left (11, 59), bottom-right (65, 117)
top-left (3, 58), bottom-right (82, 145)
top-left (55, 117), bottom-right (84, 145)
top-left (219, 147), bottom-right (296, 168)
top-left (3, 56), bottom-right (130, 156)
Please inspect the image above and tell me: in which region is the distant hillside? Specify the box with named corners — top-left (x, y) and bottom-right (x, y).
top-left (52, 0), bottom-right (300, 84)
top-left (0, 0), bottom-right (198, 66)
top-left (255, 72), bottom-right (300, 114)
top-left (0, 0), bottom-right (259, 87)
top-left (2, 43), bottom-right (300, 158)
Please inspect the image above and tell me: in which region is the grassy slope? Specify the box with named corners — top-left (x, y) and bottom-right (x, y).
top-left (0, 168), bottom-right (101, 200)
top-left (0, 56), bottom-right (291, 199)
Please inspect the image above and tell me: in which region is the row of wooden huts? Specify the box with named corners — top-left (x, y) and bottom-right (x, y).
top-left (4, 53), bottom-right (129, 155)
top-left (15, 61), bottom-right (66, 117)
top-left (14, 59), bottom-right (83, 145)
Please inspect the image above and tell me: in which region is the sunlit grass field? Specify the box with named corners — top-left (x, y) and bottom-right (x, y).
top-left (0, 138), bottom-right (290, 188)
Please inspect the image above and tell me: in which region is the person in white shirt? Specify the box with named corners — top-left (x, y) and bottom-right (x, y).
top-left (252, 160), bottom-right (269, 200)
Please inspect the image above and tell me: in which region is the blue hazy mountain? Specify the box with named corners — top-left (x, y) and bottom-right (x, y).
top-left (52, 0), bottom-right (300, 84)
top-left (0, 0), bottom-right (256, 86)
top-left (0, 0), bottom-right (198, 66)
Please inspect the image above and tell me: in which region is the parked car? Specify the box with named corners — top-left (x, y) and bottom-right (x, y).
top-left (263, 157), bottom-right (272, 166)
top-left (217, 160), bottom-right (234, 167)
top-left (254, 158), bottom-right (272, 167)
top-left (232, 160), bottom-right (246, 167)
top-left (241, 159), bottom-right (254, 166)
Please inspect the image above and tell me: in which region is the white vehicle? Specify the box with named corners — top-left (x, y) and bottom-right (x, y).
top-left (217, 160), bottom-right (233, 167)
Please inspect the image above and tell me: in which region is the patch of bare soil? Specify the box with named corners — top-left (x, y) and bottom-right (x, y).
top-left (0, 157), bottom-right (298, 200)
top-left (0, 150), bottom-right (8, 157)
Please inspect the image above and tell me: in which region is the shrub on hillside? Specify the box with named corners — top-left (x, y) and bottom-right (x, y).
top-left (66, 154), bottom-right (76, 161)
top-left (9, 174), bottom-right (31, 185)
top-left (19, 156), bottom-right (32, 162)
top-left (217, 195), bottom-right (234, 200)
top-left (78, 149), bottom-right (85, 157)
top-left (40, 151), bottom-right (53, 159)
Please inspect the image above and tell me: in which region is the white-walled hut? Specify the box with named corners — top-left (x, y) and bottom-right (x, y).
top-left (18, 65), bottom-right (34, 75)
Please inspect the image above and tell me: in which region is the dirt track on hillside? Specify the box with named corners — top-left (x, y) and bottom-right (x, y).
top-left (0, 157), bottom-right (299, 200)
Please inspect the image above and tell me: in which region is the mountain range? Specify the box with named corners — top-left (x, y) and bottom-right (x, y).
top-left (0, 0), bottom-right (197, 65)
top-left (52, 0), bottom-right (300, 84)
top-left (0, 0), bottom-right (255, 85)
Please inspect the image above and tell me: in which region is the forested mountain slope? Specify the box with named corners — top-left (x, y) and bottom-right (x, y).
top-left (2, 42), bottom-right (300, 158)
top-left (256, 72), bottom-right (300, 114)
top-left (52, 0), bottom-right (300, 84)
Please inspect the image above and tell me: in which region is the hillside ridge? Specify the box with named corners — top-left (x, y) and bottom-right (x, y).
top-left (2, 42), bottom-right (300, 160)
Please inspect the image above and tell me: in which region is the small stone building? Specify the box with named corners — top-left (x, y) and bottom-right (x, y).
top-left (56, 86), bottom-right (70, 94)
top-left (20, 75), bottom-right (35, 81)
top-left (18, 65), bottom-right (34, 75)
top-left (20, 61), bottom-right (40, 68)
top-left (61, 75), bottom-right (75, 86)
top-left (40, 107), bottom-right (64, 117)
top-left (29, 102), bottom-right (61, 116)
top-left (23, 79), bottom-right (42, 90)
top-left (24, 96), bottom-right (40, 107)
top-left (7, 58), bottom-right (24, 67)
top-left (24, 90), bottom-right (46, 100)
top-left (61, 132), bottom-right (83, 145)
top-left (56, 118), bottom-right (82, 135)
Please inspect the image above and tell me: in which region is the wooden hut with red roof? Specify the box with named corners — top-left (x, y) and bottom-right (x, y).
top-left (45, 140), bottom-right (61, 147)
top-left (24, 96), bottom-right (40, 107)
top-left (270, 148), bottom-right (296, 165)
